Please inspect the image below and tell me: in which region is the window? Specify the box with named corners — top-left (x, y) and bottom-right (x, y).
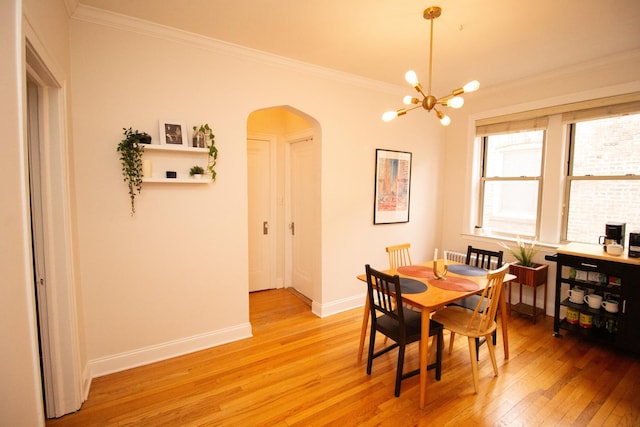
top-left (564, 113), bottom-right (640, 244)
top-left (478, 130), bottom-right (544, 238)
top-left (472, 93), bottom-right (640, 245)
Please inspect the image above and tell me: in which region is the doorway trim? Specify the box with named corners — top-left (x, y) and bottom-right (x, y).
top-left (246, 106), bottom-right (322, 314)
top-left (25, 32), bottom-right (86, 417)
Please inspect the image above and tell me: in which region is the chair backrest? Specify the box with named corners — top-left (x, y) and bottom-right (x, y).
top-left (365, 264), bottom-right (407, 332)
top-left (386, 243), bottom-right (412, 269)
top-left (467, 264), bottom-right (509, 333)
top-left (466, 245), bottom-right (504, 270)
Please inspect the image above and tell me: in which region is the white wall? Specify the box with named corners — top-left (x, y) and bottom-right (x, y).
top-left (69, 7), bottom-right (442, 375)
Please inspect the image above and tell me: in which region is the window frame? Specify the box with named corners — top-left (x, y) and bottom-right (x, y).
top-left (561, 120), bottom-right (640, 243)
top-left (477, 131), bottom-right (546, 239)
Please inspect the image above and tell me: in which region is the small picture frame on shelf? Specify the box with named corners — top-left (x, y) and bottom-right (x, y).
top-left (159, 120), bottom-right (188, 147)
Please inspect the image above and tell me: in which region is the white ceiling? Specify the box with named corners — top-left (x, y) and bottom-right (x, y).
top-left (76, 0), bottom-right (640, 92)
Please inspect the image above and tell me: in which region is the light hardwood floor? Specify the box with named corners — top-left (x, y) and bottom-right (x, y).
top-left (47, 288), bottom-right (640, 426)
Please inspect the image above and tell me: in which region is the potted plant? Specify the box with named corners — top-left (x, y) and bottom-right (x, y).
top-left (189, 165), bottom-right (205, 178)
top-left (499, 237), bottom-right (548, 287)
top-left (117, 127), bottom-right (149, 215)
top-left (193, 123), bottom-right (218, 181)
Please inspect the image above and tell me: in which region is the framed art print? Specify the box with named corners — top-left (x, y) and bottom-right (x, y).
top-left (374, 149), bottom-right (412, 224)
top-left (159, 120), bottom-right (188, 147)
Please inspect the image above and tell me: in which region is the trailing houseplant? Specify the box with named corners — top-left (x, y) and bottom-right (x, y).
top-left (117, 127), bottom-right (148, 215)
top-left (193, 123), bottom-right (218, 181)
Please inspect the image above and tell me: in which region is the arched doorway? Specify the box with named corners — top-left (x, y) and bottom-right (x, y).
top-left (246, 106), bottom-right (322, 307)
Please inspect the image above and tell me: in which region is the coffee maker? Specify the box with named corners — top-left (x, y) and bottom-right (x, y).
top-left (629, 232), bottom-right (640, 258)
top-left (599, 222), bottom-right (626, 251)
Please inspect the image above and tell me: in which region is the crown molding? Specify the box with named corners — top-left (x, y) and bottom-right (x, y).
top-left (63, 0), bottom-right (80, 17)
top-left (71, 5), bottom-right (403, 95)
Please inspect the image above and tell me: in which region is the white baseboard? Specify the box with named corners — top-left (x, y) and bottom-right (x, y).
top-left (312, 294), bottom-right (365, 318)
top-left (89, 322), bottom-right (252, 378)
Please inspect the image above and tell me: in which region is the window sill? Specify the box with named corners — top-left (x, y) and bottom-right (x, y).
top-left (461, 232), bottom-right (561, 252)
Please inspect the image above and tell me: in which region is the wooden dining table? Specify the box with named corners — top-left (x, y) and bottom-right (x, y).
top-left (357, 260), bottom-right (516, 409)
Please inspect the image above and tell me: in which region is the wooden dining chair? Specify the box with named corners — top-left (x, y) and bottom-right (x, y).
top-left (358, 243), bottom-right (414, 361)
top-left (364, 264), bottom-right (443, 397)
top-left (465, 245), bottom-right (504, 270)
top-left (450, 246), bottom-right (504, 358)
top-left (386, 243), bottom-right (412, 270)
top-left (432, 264), bottom-right (509, 393)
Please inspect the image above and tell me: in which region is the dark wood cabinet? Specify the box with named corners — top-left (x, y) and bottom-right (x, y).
top-left (552, 243), bottom-right (640, 354)
top-left (619, 268), bottom-right (640, 354)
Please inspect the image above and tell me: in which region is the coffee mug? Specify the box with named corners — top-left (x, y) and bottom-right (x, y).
top-left (606, 244), bottom-right (624, 256)
top-left (584, 294), bottom-right (603, 309)
top-left (569, 288), bottom-right (585, 304)
top-left (602, 300), bottom-right (619, 313)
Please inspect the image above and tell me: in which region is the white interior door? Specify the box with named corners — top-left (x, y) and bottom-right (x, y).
top-left (290, 138), bottom-right (316, 299)
top-left (27, 80), bottom-right (55, 417)
top-left (247, 137), bottom-right (276, 292)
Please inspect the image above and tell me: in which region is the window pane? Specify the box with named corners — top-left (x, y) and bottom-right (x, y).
top-left (572, 114), bottom-right (640, 176)
top-left (482, 180), bottom-right (538, 236)
top-left (485, 131), bottom-right (544, 177)
top-left (566, 179), bottom-right (640, 244)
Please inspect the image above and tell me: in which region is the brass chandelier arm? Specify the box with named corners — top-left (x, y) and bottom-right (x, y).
top-left (437, 92), bottom-right (455, 102)
top-left (399, 104), bottom-right (424, 115)
top-left (414, 84), bottom-right (427, 99)
top-left (436, 93), bottom-right (458, 106)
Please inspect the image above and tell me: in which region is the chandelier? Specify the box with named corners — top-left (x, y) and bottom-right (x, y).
top-left (382, 6), bottom-right (479, 126)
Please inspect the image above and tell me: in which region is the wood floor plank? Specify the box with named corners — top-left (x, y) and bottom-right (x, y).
top-left (46, 289), bottom-right (640, 426)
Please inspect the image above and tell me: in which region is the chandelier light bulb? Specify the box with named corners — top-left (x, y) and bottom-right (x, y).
top-left (463, 80), bottom-right (480, 93)
top-left (404, 70), bottom-right (419, 87)
top-left (448, 96), bottom-right (464, 109)
top-left (436, 110), bottom-right (451, 126)
top-left (403, 95), bottom-right (418, 105)
top-left (382, 111), bottom-right (399, 122)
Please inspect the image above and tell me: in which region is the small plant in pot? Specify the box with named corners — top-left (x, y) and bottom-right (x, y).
top-left (499, 236), bottom-right (538, 267)
top-left (499, 236), bottom-right (548, 287)
top-left (117, 127), bottom-right (149, 215)
top-left (189, 165), bottom-right (205, 178)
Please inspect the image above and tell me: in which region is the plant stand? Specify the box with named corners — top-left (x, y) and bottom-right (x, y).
top-left (508, 263), bottom-right (548, 323)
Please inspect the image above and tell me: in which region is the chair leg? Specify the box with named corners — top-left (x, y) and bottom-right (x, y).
top-left (435, 331), bottom-right (443, 381)
top-left (475, 338), bottom-right (480, 361)
top-left (366, 326), bottom-right (376, 375)
top-left (486, 334), bottom-right (499, 377)
top-left (448, 331), bottom-right (456, 354)
top-left (394, 344), bottom-right (406, 397)
top-left (357, 298), bottom-right (370, 362)
top-left (468, 337), bottom-right (480, 394)
top-left (428, 335), bottom-right (437, 363)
